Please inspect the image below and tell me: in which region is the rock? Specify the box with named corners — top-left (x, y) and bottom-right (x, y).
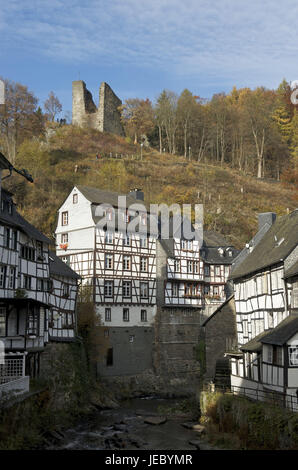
top-left (144, 416), bottom-right (167, 425)
top-left (181, 422), bottom-right (196, 429)
top-left (189, 440), bottom-right (201, 450)
top-left (192, 424), bottom-right (205, 434)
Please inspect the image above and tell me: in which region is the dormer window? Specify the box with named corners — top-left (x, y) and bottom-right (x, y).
top-left (73, 194), bottom-right (78, 204)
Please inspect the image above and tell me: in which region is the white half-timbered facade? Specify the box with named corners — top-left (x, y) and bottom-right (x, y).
top-left (0, 153), bottom-right (80, 396)
top-left (228, 210), bottom-right (298, 409)
top-left (55, 186), bottom-right (157, 375)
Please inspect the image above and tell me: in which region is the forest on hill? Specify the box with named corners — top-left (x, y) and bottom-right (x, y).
top-left (0, 77), bottom-right (297, 249)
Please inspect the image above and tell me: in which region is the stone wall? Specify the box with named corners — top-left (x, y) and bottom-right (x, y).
top-left (96, 326), bottom-right (154, 377)
top-left (72, 80), bottom-right (125, 137)
top-left (202, 296), bottom-right (237, 381)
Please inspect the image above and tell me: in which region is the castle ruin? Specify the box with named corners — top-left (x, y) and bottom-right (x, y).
top-left (72, 80), bottom-right (125, 137)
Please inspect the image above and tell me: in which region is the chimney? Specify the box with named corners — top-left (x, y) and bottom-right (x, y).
top-left (129, 188), bottom-right (144, 201)
top-left (258, 212), bottom-right (276, 231)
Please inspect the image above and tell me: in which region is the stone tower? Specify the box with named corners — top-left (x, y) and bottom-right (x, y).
top-left (72, 80), bottom-right (125, 137)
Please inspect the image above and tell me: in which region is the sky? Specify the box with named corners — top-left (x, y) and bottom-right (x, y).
top-left (1, 0), bottom-right (298, 119)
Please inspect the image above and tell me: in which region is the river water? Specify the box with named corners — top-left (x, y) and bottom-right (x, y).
top-left (47, 397), bottom-right (215, 451)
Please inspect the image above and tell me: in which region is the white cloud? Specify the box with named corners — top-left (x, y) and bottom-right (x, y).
top-left (1, 0), bottom-right (298, 86)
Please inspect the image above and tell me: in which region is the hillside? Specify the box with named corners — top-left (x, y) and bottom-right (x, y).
top-left (4, 124), bottom-right (297, 250)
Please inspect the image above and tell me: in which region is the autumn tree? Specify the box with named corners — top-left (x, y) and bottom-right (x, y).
top-left (120, 98), bottom-right (154, 144)
top-left (44, 91), bottom-right (62, 122)
top-left (155, 90), bottom-right (178, 154)
top-left (0, 78), bottom-right (40, 164)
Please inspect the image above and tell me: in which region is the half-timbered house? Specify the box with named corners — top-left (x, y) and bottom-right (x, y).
top-left (0, 154), bottom-right (79, 397)
top-left (55, 186), bottom-right (157, 376)
top-left (228, 210), bottom-right (298, 408)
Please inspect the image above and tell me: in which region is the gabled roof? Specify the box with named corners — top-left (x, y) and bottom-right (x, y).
top-left (260, 314), bottom-right (298, 346)
top-left (285, 260), bottom-right (298, 279)
top-left (49, 251), bottom-right (81, 279)
top-left (76, 185), bottom-right (149, 210)
top-left (0, 189), bottom-right (51, 244)
top-left (230, 210), bottom-right (298, 280)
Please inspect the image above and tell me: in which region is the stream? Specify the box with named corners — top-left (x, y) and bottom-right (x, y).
top-left (46, 397), bottom-right (216, 451)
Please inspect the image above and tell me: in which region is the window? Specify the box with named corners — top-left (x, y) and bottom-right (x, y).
top-left (73, 193), bottom-right (78, 204)
top-left (21, 245), bottom-right (35, 261)
top-left (37, 278), bottom-right (44, 291)
top-left (213, 285), bottom-right (219, 296)
top-left (204, 265), bottom-right (210, 276)
top-left (105, 231), bottom-right (113, 244)
top-left (129, 335), bottom-right (135, 343)
top-left (122, 281), bottom-right (131, 298)
top-left (61, 233), bottom-right (68, 244)
top-left (181, 239), bottom-right (186, 250)
top-left (105, 308), bottom-right (111, 322)
top-left (106, 348), bottom-right (113, 366)
top-left (185, 283), bottom-right (192, 296)
top-left (47, 280), bottom-right (53, 292)
top-left (12, 231), bottom-right (17, 250)
top-left (0, 307), bottom-right (6, 336)
top-left (123, 255), bottom-right (131, 270)
top-left (23, 275), bottom-right (31, 290)
top-left (8, 267), bottom-right (15, 289)
top-left (104, 281), bottom-right (113, 297)
top-left (204, 285), bottom-right (210, 295)
top-left (36, 241), bottom-right (43, 259)
top-left (27, 309), bottom-right (38, 336)
top-left (187, 260), bottom-right (193, 273)
top-left (172, 283), bottom-right (179, 297)
top-left (140, 236), bottom-right (147, 248)
top-left (123, 308), bottom-right (129, 322)
top-left (4, 227), bottom-right (10, 248)
top-left (140, 257), bottom-right (148, 272)
top-left (215, 266), bottom-right (221, 276)
top-left (62, 283), bottom-right (69, 298)
top-left (104, 329), bottom-right (109, 338)
top-left (289, 346), bottom-right (298, 366)
top-left (174, 259), bottom-right (180, 272)
top-left (140, 282), bottom-right (149, 298)
top-left (62, 211), bottom-right (68, 226)
top-left (273, 346), bottom-right (283, 366)
top-left (0, 266), bottom-right (6, 288)
top-left (123, 234), bottom-right (130, 246)
top-left (194, 261), bottom-right (199, 274)
top-left (141, 309), bottom-right (147, 322)
top-left (105, 254), bottom-right (113, 269)
top-left (187, 240), bottom-right (193, 250)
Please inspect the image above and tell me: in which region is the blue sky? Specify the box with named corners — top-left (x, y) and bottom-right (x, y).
top-left (1, 0), bottom-right (298, 118)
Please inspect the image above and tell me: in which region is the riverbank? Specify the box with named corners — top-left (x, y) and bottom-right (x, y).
top-left (43, 396), bottom-right (219, 451)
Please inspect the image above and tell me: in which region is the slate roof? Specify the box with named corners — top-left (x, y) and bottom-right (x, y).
top-left (285, 260), bottom-right (298, 279)
top-left (0, 189), bottom-right (51, 244)
top-left (240, 330), bottom-right (271, 352)
top-left (77, 185), bottom-right (149, 210)
top-left (0, 152), bottom-right (13, 170)
top-left (260, 314), bottom-right (298, 346)
top-left (230, 209), bottom-right (298, 280)
top-left (49, 251), bottom-right (81, 279)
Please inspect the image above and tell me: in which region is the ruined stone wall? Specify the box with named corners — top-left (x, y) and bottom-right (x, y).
top-left (72, 80), bottom-right (125, 137)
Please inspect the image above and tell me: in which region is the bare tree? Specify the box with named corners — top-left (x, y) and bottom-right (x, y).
top-left (44, 91), bottom-right (62, 122)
